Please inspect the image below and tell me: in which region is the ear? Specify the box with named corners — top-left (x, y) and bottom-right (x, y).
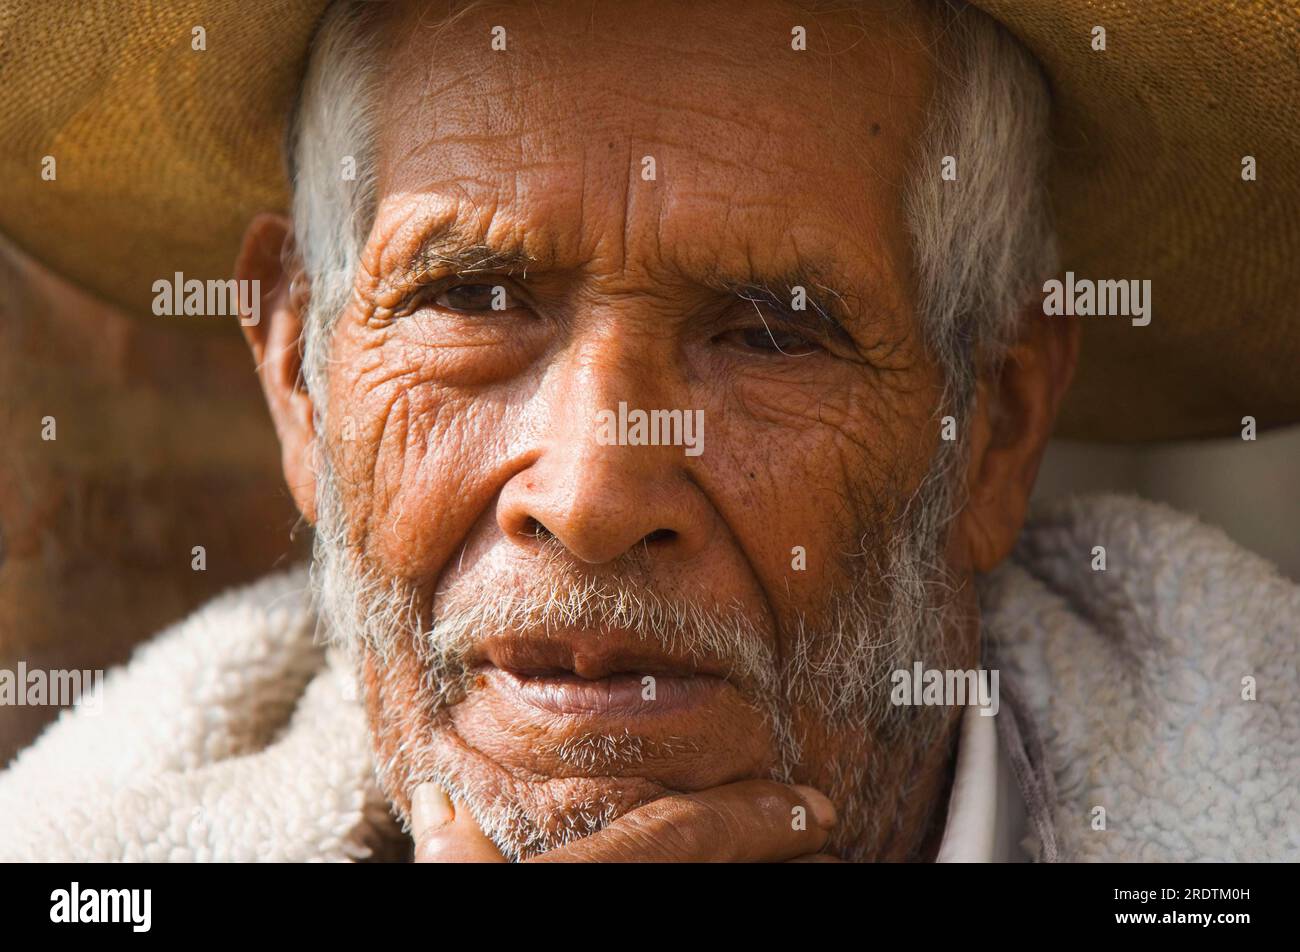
top-left (235, 213), bottom-right (318, 524)
top-left (956, 308), bottom-right (1080, 571)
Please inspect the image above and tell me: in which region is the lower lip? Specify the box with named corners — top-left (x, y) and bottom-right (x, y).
top-left (482, 666), bottom-right (726, 717)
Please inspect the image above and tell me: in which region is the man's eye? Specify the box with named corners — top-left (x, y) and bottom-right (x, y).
top-left (433, 283), bottom-right (520, 312)
top-left (726, 326), bottom-right (818, 356)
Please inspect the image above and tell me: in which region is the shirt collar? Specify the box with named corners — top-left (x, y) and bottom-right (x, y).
top-left (934, 701), bottom-right (1029, 862)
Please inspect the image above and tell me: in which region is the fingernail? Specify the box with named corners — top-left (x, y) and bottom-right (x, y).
top-left (411, 783), bottom-right (454, 833)
top-left (793, 785), bottom-right (837, 829)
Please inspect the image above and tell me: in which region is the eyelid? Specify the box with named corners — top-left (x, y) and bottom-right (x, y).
top-left (747, 326), bottom-right (819, 350)
top-left (764, 294), bottom-right (864, 354)
top-left (408, 273), bottom-right (528, 308)
top-left (737, 293), bottom-right (834, 342)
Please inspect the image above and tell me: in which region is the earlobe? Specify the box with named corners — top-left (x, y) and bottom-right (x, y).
top-left (235, 213), bottom-right (319, 524)
top-left (957, 380), bottom-right (1007, 572)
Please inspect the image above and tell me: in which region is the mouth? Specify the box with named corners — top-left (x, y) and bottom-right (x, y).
top-left (466, 630), bottom-right (740, 720)
top-left (481, 666), bottom-right (727, 716)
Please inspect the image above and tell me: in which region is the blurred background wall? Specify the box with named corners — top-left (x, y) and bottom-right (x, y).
top-left (0, 240), bottom-right (308, 766)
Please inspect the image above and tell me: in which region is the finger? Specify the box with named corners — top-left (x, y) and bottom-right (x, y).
top-left (411, 783), bottom-right (507, 863)
top-left (529, 780), bottom-right (836, 863)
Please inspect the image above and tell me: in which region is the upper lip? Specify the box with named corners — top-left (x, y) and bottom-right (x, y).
top-left (470, 630), bottom-right (734, 681)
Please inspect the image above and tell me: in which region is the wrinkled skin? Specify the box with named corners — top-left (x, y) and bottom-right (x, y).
top-left (238, 0), bottom-right (1077, 860)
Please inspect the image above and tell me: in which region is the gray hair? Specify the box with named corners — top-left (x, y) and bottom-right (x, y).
top-left (905, 5), bottom-right (1057, 412)
top-left (285, 0), bottom-right (382, 415)
top-left (286, 0), bottom-right (1057, 429)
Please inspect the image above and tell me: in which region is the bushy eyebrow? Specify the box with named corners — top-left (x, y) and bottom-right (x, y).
top-left (386, 223), bottom-right (537, 290)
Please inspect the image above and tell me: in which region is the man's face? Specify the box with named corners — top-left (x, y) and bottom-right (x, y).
top-left (315, 0), bottom-right (977, 860)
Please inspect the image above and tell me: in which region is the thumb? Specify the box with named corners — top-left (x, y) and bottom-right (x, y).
top-left (411, 783), bottom-right (507, 863)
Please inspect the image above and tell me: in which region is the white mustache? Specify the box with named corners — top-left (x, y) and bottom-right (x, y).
top-left (427, 572), bottom-right (778, 689)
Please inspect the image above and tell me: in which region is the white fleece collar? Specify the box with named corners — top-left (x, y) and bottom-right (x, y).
top-left (981, 494), bottom-right (1300, 862)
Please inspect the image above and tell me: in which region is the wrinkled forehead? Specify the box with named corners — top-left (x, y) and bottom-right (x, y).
top-left (362, 0), bottom-right (940, 291)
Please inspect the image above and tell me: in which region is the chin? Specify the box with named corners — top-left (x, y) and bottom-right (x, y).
top-left (366, 654), bottom-right (780, 859)
top-left (411, 722), bottom-right (688, 860)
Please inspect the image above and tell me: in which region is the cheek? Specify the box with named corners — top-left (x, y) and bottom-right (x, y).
top-left (327, 328), bottom-right (527, 578)
top-left (697, 362), bottom-right (940, 620)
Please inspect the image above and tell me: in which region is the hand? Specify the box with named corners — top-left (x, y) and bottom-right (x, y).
top-left (411, 780), bottom-right (840, 862)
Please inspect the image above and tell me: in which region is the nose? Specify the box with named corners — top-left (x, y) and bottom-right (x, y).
top-left (496, 342), bottom-right (712, 566)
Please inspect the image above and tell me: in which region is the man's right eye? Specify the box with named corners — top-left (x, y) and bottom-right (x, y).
top-left (433, 282), bottom-right (521, 312)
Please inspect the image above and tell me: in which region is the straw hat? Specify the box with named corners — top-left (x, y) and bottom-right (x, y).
top-left (1, 0), bottom-right (1296, 441)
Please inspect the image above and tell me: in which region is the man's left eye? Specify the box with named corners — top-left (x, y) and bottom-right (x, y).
top-left (433, 283), bottom-right (520, 312)
top-left (721, 325), bottom-right (820, 356)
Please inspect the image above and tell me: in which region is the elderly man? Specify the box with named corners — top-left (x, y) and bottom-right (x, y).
top-left (0, 0), bottom-right (1296, 863)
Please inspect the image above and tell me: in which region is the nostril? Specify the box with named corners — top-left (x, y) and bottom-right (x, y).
top-left (642, 528), bottom-right (676, 545)
top-left (520, 517), bottom-right (553, 541)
